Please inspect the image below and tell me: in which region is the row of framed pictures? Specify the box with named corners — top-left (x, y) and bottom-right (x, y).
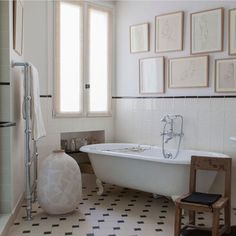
top-left (139, 56), bottom-right (236, 94)
top-left (130, 8), bottom-right (236, 55)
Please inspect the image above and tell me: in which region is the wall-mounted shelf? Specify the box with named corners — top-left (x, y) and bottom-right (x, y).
top-left (65, 150), bottom-right (82, 154)
top-left (0, 122), bottom-right (16, 128)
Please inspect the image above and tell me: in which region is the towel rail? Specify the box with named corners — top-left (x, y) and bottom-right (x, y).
top-left (12, 61), bottom-right (38, 220)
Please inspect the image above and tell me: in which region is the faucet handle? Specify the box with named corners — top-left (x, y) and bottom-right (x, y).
top-left (161, 116), bottom-right (167, 122)
top-left (161, 117), bottom-right (166, 122)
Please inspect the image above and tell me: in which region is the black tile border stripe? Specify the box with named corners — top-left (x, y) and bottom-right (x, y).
top-left (40, 95), bottom-right (52, 98)
top-left (0, 82), bottom-right (10, 85)
top-left (112, 95), bottom-right (236, 99)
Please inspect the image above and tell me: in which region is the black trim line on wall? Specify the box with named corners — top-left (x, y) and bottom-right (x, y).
top-left (0, 82), bottom-right (10, 85)
top-left (112, 95), bottom-right (236, 99)
top-left (40, 95), bottom-right (52, 98)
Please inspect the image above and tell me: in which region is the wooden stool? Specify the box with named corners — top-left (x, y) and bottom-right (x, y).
top-left (174, 156), bottom-right (232, 236)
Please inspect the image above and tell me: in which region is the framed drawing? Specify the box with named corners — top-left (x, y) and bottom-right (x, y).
top-left (130, 23), bottom-right (149, 53)
top-left (169, 56), bottom-right (208, 88)
top-left (229, 9), bottom-right (236, 55)
top-left (191, 8), bottom-right (224, 54)
top-left (155, 11), bottom-right (184, 53)
top-left (139, 57), bottom-right (164, 94)
top-left (13, 0), bottom-right (23, 55)
top-left (215, 58), bottom-right (236, 92)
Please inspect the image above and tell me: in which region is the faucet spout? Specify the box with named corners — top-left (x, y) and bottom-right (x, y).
top-left (164, 137), bottom-right (172, 144)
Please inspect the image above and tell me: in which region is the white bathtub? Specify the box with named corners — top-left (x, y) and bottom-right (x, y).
top-left (80, 143), bottom-right (228, 199)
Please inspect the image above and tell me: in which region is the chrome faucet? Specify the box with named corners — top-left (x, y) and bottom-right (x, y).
top-left (161, 115), bottom-right (183, 143)
top-left (160, 115), bottom-right (184, 159)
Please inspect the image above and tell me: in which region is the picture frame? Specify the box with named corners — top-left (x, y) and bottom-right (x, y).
top-left (168, 56), bottom-right (209, 88)
top-left (215, 58), bottom-right (236, 93)
top-left (139, 57), bottom-right (164, 94)
top-left (13, 0), bottom-right (23, 55)
top-left (130, 23), bottom-right (149, 53)
top-left (190, 8), bottom-right (224, 55)
top-left (229, 9), bottom-right (236, 55)
top-left (155, 11), bottom-right (184, 53)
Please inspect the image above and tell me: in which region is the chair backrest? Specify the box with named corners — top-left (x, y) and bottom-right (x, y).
top-left (190, 156), bottom-right (232, 198)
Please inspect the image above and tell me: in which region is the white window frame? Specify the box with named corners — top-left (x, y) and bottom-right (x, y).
top-left (53, 0), bottom-right (113, 118)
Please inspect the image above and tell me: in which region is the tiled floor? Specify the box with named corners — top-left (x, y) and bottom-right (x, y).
top-left (7, 174), bottom-right (236, 236)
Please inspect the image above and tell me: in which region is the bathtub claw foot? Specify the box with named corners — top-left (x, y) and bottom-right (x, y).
top-left (171, 195), bottom-right (179, 202)
top-left (153, 193), bottom-right (161, 199)
top-left (96, 178), bottom-right (104, 196)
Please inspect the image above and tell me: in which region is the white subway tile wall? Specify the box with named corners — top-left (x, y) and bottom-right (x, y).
top-left (37, 99), bottom-right (114, 159)
top-left (0, 66), bottom-right (9, 83)
top-left (114, 98), bottom-right (236, 206)
top-left (114, 98), bottom-right (236, 155)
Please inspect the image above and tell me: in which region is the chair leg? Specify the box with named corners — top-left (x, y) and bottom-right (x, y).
top-left (174, 205), bottom-right (182, 236)
top-left (212, 209), bottom-right (220, 236)
top-left (224, 202), bottom-right (231, 233)
top-left (189, 210), bottom-right (195, 225)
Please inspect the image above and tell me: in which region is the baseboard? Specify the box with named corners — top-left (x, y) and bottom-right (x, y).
top-left (0, 194), bottom-right (24, 236)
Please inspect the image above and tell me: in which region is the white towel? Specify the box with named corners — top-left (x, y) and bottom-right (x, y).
top-left (29, 64), bottom-right (46, 141)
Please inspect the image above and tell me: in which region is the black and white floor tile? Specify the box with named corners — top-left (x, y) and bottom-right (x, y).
top-left (7, 174), bottom-right (236, 236)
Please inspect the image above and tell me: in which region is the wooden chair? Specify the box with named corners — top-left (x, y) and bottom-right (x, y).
top-left (174, 156), bottom-right (232, 236)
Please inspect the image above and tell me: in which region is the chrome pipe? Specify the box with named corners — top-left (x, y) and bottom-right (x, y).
top-left (30, 181), bottom-right (37, 195)
top-left (12, 61), bottom-right (29, 67)
top-left (33, 141), bottom-right (38, 203)
top-left (24, 64), bottom-right (33, 220)
top-left (12, 61), bottom-right (35, 220)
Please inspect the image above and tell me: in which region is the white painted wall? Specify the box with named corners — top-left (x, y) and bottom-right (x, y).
top-left (115, 0), bottom-right (236, 151)
top-left (0, 0), bottom-right (12, 214)
top-left (21, 0), bottom-right (236, 207)
top-left (114, 1), bottom-right (236, 206)
top-left (0, 0), bottom-right (25, 214)
top-left (23, 1), bottom-right (115, 159)
top-left (9, 0), bottom-right (25, 212)
top-left (115, 1), bottom-right (236, 97)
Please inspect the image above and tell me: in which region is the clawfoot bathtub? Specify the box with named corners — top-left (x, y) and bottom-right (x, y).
top-left (80, 143), bottom-right (228, 200)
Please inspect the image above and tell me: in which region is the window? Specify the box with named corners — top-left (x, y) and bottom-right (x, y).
top-left (54, 1), bottom-right (113, 117)
top-left (88, 7), bottom-right (110, 114)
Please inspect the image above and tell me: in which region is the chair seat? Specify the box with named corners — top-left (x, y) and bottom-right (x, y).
top-left (181, 192), bottom-right (222, 206)
top-left (181, 225), bottom-right (236, 236)
top-left (176, 193), bottom-right (229, 212)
